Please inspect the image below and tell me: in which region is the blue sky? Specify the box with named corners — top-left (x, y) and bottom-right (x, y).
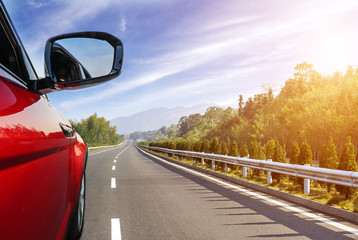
top-left (4, 0), bottom-right (358, 121)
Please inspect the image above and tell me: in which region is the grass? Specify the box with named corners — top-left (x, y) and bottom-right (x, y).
top-left (146, 149), bottom-right (358, 212)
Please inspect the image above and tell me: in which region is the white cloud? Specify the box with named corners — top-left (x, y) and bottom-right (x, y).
top-left (43, 0), bottom-right (110, 32)
top-left (196, 15), bottom-right (263, 33)
top-left (27, 0), bottom-right (44, 8)
top-left (25, 0), bottom-right (121, 49)
top-left (119, 17), bottom-right (127, 32)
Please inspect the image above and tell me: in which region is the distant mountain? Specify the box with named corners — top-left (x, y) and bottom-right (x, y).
top-left (110, 104), bottom-right (213, 134)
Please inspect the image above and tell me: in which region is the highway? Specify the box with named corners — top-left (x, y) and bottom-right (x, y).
top-left (81, 140), bottom-right (358, 240)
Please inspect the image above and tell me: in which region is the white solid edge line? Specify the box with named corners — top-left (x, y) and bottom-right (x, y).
top-left (139, 148), bottom-right (358, 235)
top-left (89, 141), bottom-right (130, 157)
top-left (111, 178), bottom-right (116, 188)
top-left (112, 166), bottom-right (116, 170)
top-left (111, 218), bottom-right (122, 240)
top-left (89, 147), bottom-right (118, 156)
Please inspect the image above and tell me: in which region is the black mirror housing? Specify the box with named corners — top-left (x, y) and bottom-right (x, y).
top-left (37, 31), bottom-right (123, 94)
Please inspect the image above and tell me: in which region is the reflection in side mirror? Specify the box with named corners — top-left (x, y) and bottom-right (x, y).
top-left (51, 38), bottom-right (114, 81)
top-left (38, 31), bottom-right (123, 93)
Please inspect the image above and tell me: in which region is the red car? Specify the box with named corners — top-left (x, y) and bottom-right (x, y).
top-left (0, 2), bottom-right (123, 239)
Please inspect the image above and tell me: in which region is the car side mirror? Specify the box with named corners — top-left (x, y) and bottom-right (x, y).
top-left (37, 31), bottom-right (123, 94)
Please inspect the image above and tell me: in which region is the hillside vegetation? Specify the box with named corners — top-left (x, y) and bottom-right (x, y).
top-left (143, 62), bottom-right (358, 200)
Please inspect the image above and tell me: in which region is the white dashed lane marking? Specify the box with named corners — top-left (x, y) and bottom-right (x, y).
top-left (111, 178), bottom-right (116, 188)
top-left (111, 218), bottom-right (122, 240)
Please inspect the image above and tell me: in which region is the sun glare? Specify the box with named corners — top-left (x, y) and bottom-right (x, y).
top-left (314, 34), bottom-right (356, 75)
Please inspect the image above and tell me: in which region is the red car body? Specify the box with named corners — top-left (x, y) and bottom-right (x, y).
top-left (0, 2), bottom-right (123, 239)
top-left (0, 62), bottom-right (87, 240)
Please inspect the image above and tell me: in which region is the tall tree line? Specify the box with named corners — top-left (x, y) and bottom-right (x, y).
top-left (175, 62), bottom-right (358, 160)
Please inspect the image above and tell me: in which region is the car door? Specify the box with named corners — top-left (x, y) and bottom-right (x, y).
top-left (0, 5), bottom-right (74, 240)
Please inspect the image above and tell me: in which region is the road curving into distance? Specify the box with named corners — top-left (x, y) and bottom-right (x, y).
top-left (82, 139), bottom-right (358, 240)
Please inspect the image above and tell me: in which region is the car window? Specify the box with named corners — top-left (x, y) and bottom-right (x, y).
top-left (0, 3), bottom-right (38, 86)
top-left (0, 20), bottom-right (21, 78)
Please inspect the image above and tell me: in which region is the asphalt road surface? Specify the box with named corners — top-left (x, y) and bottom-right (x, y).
top-left (81, 140), bottom-right (358, 240)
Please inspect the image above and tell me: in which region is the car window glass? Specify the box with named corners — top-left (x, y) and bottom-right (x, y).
top-left (0, 21), bottom-right (21, 78)
top-left (21, 50), bottom-right (37, 80)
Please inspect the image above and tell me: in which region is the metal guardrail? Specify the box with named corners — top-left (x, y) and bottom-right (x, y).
top-left (140, 145), bottom-right (358, 189)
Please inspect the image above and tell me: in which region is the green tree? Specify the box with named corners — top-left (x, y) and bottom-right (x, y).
top-left (240, 144), bottom-right (249, 157)
top-left (193, 140), bottom-right (202, 152)
top-left (272, 141), bottom-right (286, 182)
top-left (210, 137), bottom-right (220, 154)
top-left (298, 140), bottom-right (313, 166)
top-left (175, 140), bottom-right (184, 150)
top-left (337, 137), bottom-right (357, 199)
top-left (229, 141), bottom-right (239, 157)
top-left (221, 142), bottom-right (228, 155)
top-left (289, 141), bottom-right (300, 183)
top-left (168, 141), bottom-right (176, 150)
top-left (320, 136), bottom-right (338, 169)
top-left (265, 139), bottom-right (276, 160)
top-left (249, 140), bottom-right (259, 159)
top-left (297, 140), bottom-right (313, 187)
top-left (183, 140), bottom-right (193, 151)
top-left (249, 140), bottom-right (263, 176)
top-left (201, 140), bottom-right (210, 153)
top-left (238, 94), bottom-right (244, 116)
top-left (71, 113), bottom-right (123, 146)
top-left (319, 136), bottom-right (338, 192)
top-left (214, 142), bottom-right (221, 155)
top-left (289, 141), bottom-right (300, 164)
top-left (257, 143), bottom-right (265, 160)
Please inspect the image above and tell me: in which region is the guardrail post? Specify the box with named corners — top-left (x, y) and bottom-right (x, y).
top-left (304, 164), bottom-right (310, 194)
top-left (201, 158), bottom-right (205, 166)
top-left (212, 160), bottom-right (215, 170)
top-left (243, 167), bottom-right (247, 178)
top-left (225, 163), bottom-right (229, 173)
top-left (193, 158), bottom-right (196, 164)
top-left (267, 159), bottom-right (272, 184)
